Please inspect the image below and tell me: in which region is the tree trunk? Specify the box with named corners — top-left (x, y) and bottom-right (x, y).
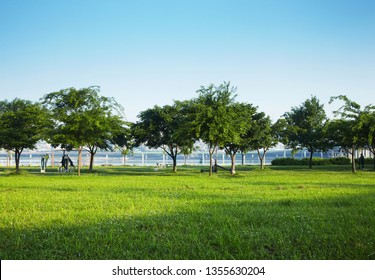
top-left (230, 153), bottom-right (236, 175)
top-left (351, 145), bottom-right (356, 173)
top-left (241, 153), bottom-right (245, 165)
top-left (89, 153), bottom-right (94, 172)
top-left (209, 152), bottom-right (213, 176)
top-left (15, 149), bottom-right (22, 174)
top-left (78, 146), bottom-right (82, 176)
top-left (172, 155), bottom-right (177, 173)
top-left (208, 145), bottom-right (216, 176)
top-left (51, 150), bottom-right (54, 168)
top-left (257, 149), bottom-right (266, 170)
top-left (164, 145), bottom-right (178, 173)
top-left (88, 146), bottom-right (97, 172)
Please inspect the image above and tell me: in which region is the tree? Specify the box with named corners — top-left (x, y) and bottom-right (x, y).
top-left (190, 82), bottom-right (237, 176)
top-left (329, 95), bottom-right (375, 172)
top-left (42, 86), bottom-right (127, 175)
top-left (326, 119), bottom-right (358, 172)
top-left (114, 125), bottom-right (134, 166)
top-left (247, 113), bottom-right (277, 170)
top-left (180, 144), bottom-right (198, 165)
top-left (84, 114), bottom-right (129, 172)
top-left (132, 101), bottom-right (194, 173)
top-left (0, 99), bottom-right (48, 173)
top-left (281, 96), bottom-right (329, 168)
top-left (220, 102), bottom-right (257, 174)
top-left (359, 111), bottom-right (375, 169)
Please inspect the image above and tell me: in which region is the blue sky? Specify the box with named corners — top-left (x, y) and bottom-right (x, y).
top-left (0, 0), bottom-right (374, 121)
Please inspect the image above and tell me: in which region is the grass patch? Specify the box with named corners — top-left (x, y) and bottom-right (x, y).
top-left (0, 165), bottom-right (374, 259)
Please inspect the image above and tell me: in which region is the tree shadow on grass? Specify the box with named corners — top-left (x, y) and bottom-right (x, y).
top-left (1, 192), bottom-right (374, 260)
top-left (1, 164), bottom-right (374, 178)
top-left (0, 166), bottom-right (204, 177)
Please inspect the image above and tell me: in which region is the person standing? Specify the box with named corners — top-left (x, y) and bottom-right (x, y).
top-left (359, 153), bottom-right (365, 170)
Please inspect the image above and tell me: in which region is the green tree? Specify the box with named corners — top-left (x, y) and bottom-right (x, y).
top-left (190, 82), bottom-right (237, 176)
top-left (329, 95), bottom-right (375, 172)
top-left (220, 102), bottom-right (257, 174)
top-left (326, 118), bottom-right (358, 172)
top-left (180, 144), bottom-right (198, 165)
top-left (248, 113), bottom-right (278, 170)
top-left (132, 102), bottom-right (194, 173)
top-left (0, 99), bottom-right (48, 173)
top-left (84, 113), bottom-right (129, 172)
top-left (42, 86), bottom-right (126, 175)
top-left (114, 126), bottom-right (134, 166)
top-left (281, 96), bottom-right (329, 168)
top-left (359, 111), bottom-right (375, 169)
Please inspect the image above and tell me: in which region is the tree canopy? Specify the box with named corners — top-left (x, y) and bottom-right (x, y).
top-left (220, 102), bottom-right (258, 174)
top-left (2, 83), bottom-right (374, 174)
top-left (329, 95), bottom-right (375, 171)
top-left (0, 99), bottom-right (48, 173)
top-left (132, 101), bottom-right (194, 172)
top-left (245, 112), bottom-right (278, 170)
top-left (189, 82), bottom-right (237, 176)
top-left (280, 96), bottom-right (329, 168)
top-left (42, 86), bottom-right (127, 175)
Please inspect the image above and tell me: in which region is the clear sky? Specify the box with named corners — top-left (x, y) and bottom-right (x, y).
top-left (0, 0), bottom-right (374, 122)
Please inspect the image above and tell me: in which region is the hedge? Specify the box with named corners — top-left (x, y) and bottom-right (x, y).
top-left (271, 157), bottom-right (351, 166)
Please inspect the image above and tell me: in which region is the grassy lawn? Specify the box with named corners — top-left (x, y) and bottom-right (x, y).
top-left (0, 165), bottom-right (374, 260)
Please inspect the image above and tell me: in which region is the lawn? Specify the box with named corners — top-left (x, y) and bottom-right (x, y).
top-left (0, 165), bottom-right (374, 260)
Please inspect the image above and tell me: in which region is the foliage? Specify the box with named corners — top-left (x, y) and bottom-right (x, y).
top-left (220, 102), bottom-right (258, 174)
top-left (132, 101), bottom-right (194, 172)
top-left (0, 99), bottom-right (48, 173)
top-left (358, 110), bottom-right (375, 170)
top-left (329, 157), bottom-right (352, 166)
top-left (280, 96), bottom-right (330, 168)
top-left (271, 157), bottom-right (351, 166)
top-left (42, 86), bottom-right (127, 174)
top-left (240, 112), bottom-right (278, 170)
top-left (325, 118), bottom-right (357, 171)
top-left (190, 82), bottom-right (237, 175)
top-left (329, 95), bottom-right (375, 171)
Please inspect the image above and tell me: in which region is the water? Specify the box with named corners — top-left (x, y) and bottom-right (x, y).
top-left (0, 149), bottom-right (336, 168)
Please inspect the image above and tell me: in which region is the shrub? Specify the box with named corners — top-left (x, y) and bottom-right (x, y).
top-left (271, 158), bottom-right (302, 166)
top-left (271, 157), bottom-right (350, 166)
top-left (329, 157), bottom-right (350, 165)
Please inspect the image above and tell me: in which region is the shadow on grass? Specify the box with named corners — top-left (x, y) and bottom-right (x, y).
top-left (1, 191), bottom-right (374, 260)
top-left (0, 165), bottom-right (241, 177)
top-left (2, 164), bottom-right (374, 178)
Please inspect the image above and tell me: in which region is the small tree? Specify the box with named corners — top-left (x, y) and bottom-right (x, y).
top-left (42, 86), bottom-right (126, 175)
top-left (281, 96), bottom-right (329, 168)
top-left (132, 102), bottom-right (194, 172)
top-left (180, 145), bottom-right (198, 165)
top-left (114, 126), bottom-right (134, 166)
top-left (84, 113), bottom-right (128, 172)
top-left (190, 82), bottom-right (237, 176)
top-left (220, 102), bottom-right (257, 174)
top-left (329, 95), bottom-right (374, 172)
top-left (359, 111), bottom-right (375, 169)
top-left (250, 113), bottom-right (277, 170)
top-left (326, 119), bottom-right (358, 172)
top-left (0, 99), bottom-right (48, 173)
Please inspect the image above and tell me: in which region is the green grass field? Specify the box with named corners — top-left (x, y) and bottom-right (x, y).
top-left (0, 165), bottom-right (374, 260)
